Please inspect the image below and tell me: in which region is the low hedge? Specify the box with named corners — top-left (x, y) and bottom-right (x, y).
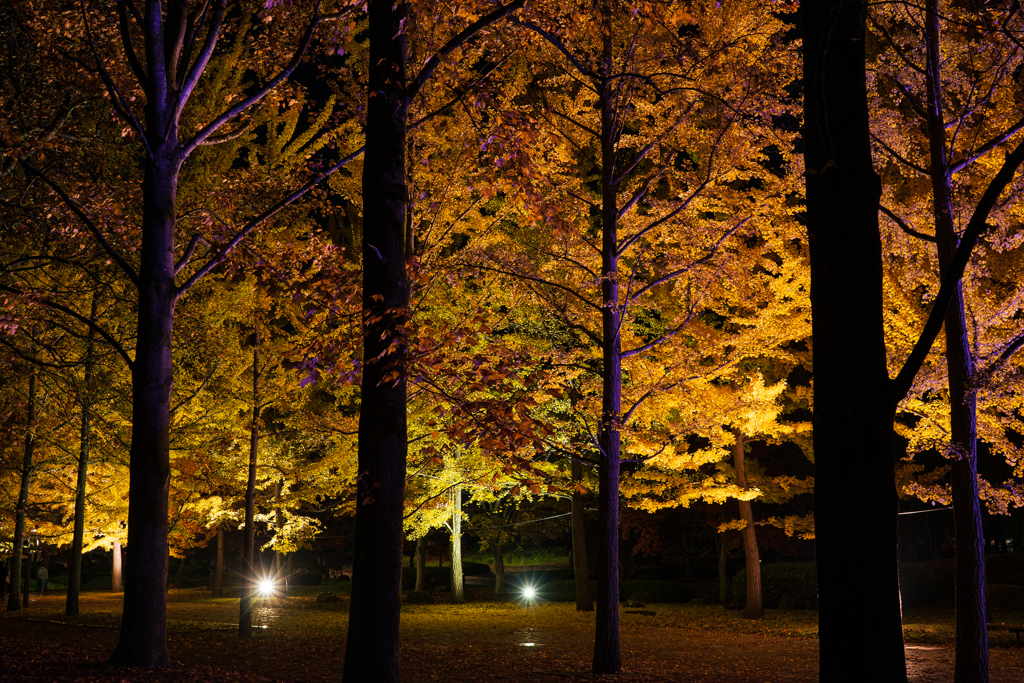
top-left (539, 579), bottom-right (694, 603)
top-left (732, 562), bottom-right (817, 610)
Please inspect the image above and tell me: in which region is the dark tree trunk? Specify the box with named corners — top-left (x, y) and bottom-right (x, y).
top-left (415, 536), bottom-right (426, 592)
top-left (23, 550), bottom-right (33, 607)
top-left (8, 366), bottom-right (35, 612)
top-left (112, 540), bottom-right (123, 593)
top-left (571, 458), bottom-right (593, 611)
top-left (240, 331), bottom-right (260, 638)
top-left (718, 536), bottom-right (729, 604)
top-left (67, 294), bottom-right (99, 617)
top-left (593, 4), bottom-right (621, 670)
top-left (450, 485), bottom-right (464, 604)
top-left (109, 122), bottom-right (179, 665)
top-left (214, 526), bottom-right (225, 597)
top-left (341, 0), bottom-right (409, 678)
top-left (732, 429), bottom-right (763, 619)
top-left (922, 3), bottom-right (988, 679)
top-left (803, 1), bottom-right (908, 680)
top-left (492, 540), bottom-right (504, 594)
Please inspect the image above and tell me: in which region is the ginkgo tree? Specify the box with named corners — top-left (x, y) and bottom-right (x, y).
top-left (462, 0), bottom-right (800, 671)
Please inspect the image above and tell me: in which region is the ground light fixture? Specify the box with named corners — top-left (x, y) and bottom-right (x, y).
top-left (257, 578), bottom-right (275, 597)
top-left (522, 585), bottom-right (537, 602)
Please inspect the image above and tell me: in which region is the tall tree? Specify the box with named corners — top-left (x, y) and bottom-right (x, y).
top-left (803, 1), bottom-right (1024, 680)
top-left (341, 0), bottom-right (525, 678)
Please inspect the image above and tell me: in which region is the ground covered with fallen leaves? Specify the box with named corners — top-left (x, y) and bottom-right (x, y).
top-left (2, 588), bottom-right (1023, 682)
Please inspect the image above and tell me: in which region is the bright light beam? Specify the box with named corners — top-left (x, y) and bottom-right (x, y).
top-left (257, 578), bottom-right (275, 597)
top-left (522, 586), bottom-right (536, 601)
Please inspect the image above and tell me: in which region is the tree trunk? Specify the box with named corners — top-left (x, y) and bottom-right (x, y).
top-left (593, 5), bottom-right (621, 671)
top-left (731, 429), bottom-right (763, 619)
top-left (571, 458), bottom-right (593, 611)
top-left (921, 3), bottom-right (988, 679)
top-left (67, 295), bottom-right (98, 617)
top-left (108, 124), bottom-right (179, 665)
top-left (450, 485), bottom-right (464, 604)
top-left (341, 0), bottom-right (409, 678)
top-left (274, 480), bottom-right (287, 596)
top-left (23, 549), bottom-right (33, 607)
top-left (718, 536), bottom-right (729, 604)
top-left (240, 329), bottom-right (260, 638)
top-left (8, 365), bottom-right (36, 612)
top-left (415, 536), bottom-right (426, 592)
top-left (803, 1), bottom-right (908, 680)
top-left (492, 541), bottom-right (504, 594)
top-left (214, 527), bottom-right (225, 597)
top-left (112, 540), bottom-right (123, 593)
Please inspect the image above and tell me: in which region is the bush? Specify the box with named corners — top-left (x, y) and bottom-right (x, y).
top-left (289, 571), bottom-right (322, 586)
top-left (401, 566), bottom-right (449, 591)
top-left (539, 579), bottom-right (694, 603)
top-left (733, 562), bottom-right (817, 610)
top-left (404, 591), bottom-right (435, 604)
top-left (462, 562), bottom-right (491, 576)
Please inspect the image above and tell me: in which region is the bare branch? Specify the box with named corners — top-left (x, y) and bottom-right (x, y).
top-left (174, 0), bottom-right (227, 119)
top-left (880, 205), bottom-right (935, 242)
top-left (20, 161), bottom-right (140, 287)
top-left (175, 145), bottom-right (365, 298)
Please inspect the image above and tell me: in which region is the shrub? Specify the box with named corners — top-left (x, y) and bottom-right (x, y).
top-left (404, 591), bottom-right (435, 604)
top-left (401, 566), bottom-right (449, 591)
top-left (733, 562), bottom-right (817, 610)
top-left (290, 572), bottom-right (322, 586)
top-left (539, 579), bottom-right (694, 603)
top-left (462, 562), bottom-right (491, 576)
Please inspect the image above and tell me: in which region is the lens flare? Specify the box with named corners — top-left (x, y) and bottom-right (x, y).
top-left (257, 578), bottom-right (275, 597)
top-left (522, 586), bottom-right (536, 601)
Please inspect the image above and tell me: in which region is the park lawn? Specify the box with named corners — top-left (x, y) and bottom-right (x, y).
top-left (2, 589), bottom-right (1024, 682)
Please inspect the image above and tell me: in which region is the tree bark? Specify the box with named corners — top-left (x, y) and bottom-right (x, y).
top-left (921, 3), bottom-right (988, 680)
top-left (214, 526), bottom-right (225, 597)
top-left (415, 536), bottom-right (426, 592)
top-left (450, 485), bottom-right (464, 604)
top-left (108, 84), bottom-right (179, 663)
top-left (23, 549), bottom-right (33, 607)
top-left (593, 3), bottom-right (621, 670)
top-left (68, 294), bottom-right (99, 617)
top-left (240, 328), bottom-right (260, 638)
top-left (341, 0), bottom-right (409, 678)
top-left (803, 1), bottom-right (908, 680)
top-left (8, 365), bottom-right (36, 612)
top-left (492, 540), bottom-right (504, 594)
top-left (731, 428), bottom-right (763, 619)
top-left (571, 458), bottom-right (593, 611)
top-left (112, 540), bottom-right (123, 593)
top-left (718, 536), bottom-right (729, 604)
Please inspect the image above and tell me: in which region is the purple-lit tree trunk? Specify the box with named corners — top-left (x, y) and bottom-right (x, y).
top-left (921, 3), bottom-right (988, 679)
top-left (341, 2), bottom-right (409, 679)
top-left (7, 365), bottom-right (35, 612)
top-left (592, 2), bottom-right (622, 671)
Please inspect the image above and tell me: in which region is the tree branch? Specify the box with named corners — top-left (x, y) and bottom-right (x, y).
top-left (175, 145), bottom-right (365, 298)
top-left (880, 205), bottom-right (935, 242)
top-left (891, 137), bottom-right (1024, 401)
top-left (408, 0), bottom-right (528, 101)
top-left (20, 161), bottom-right (140, 287)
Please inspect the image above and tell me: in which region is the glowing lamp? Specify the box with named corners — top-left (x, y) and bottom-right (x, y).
top-left (257, 578), bottom-right (275, 597)
top-left (522, 586), bottom-right (536, 601)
